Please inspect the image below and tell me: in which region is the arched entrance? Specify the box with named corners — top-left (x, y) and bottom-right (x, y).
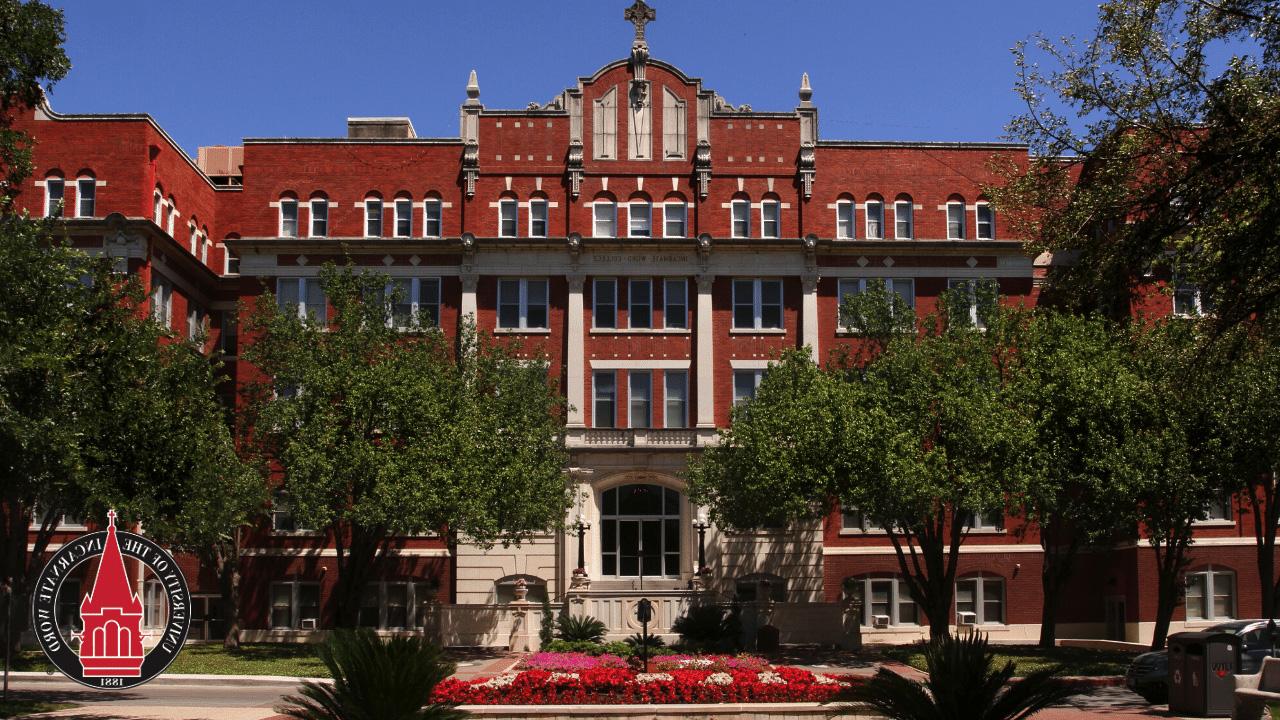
top-left (600, 484), bottom-right (681, 578)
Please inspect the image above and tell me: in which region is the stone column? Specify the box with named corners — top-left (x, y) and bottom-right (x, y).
top-left (567, 274), bottom-right (586, 427)
top-left (802, 272), bottom-right (819, 363)
top-left (696, 274), bottom-right (715, 428)
top-left (460, 273), bottom-right (478, 321)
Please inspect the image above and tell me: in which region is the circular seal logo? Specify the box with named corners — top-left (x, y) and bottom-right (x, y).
top-left (30, 510), bottom-right (191, 689)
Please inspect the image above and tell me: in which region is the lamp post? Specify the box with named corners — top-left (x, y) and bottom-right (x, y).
top-left (571, 513), bottom-right (591, 590)
top-left (692, 511), bottom-right (710, 591)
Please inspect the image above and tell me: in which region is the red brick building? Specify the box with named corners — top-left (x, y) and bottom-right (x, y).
top-left (13, 1), bottom-right (1272, 646)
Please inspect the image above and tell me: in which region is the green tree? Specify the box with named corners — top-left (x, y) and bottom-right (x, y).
top-left (992, 0), bottom-right (1280, 330)
top-left (0, 0), bottom-right (69, 196)
top-left (240, 263), bottom-right (569, 628)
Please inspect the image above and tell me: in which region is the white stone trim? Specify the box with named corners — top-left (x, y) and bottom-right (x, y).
top-left (728, 359), bottom-right (774, 370)
top-left (823, 543), bottom-right (1043, 555)
top-left (240, 547), bottom-right (451, 557)
top-left (589, 359), bottom-right (692, 369)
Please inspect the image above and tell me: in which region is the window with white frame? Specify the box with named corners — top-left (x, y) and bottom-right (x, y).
top-left (144, 579), bottom-right (167, 629)
top-left (593, 200), bottom-right (617, 237)
top-left (269, 581), bottom-right (320, 629)
top-left (200, 233), bottom-right (209, 264)
top-left (187, 306), bottom-right (206, 342)
top-left (629, 371), bottom-right (652, 428)
top-left (866, 199), bottom-right (884, 239)
top-left (1185, 567), bottom-right (1235, 621)
top-left (76, 178), bottom-right (95, 218)
top-left (529, 199), bottom-right (548, 237)
top-left (499, 198), bottom-right (517, 237)
top-left (384, 277), bottom-right (441, 329)
top-left (224, 248), bottom-right (240, 275)
top-left (357, 581), bottom-right (436, 629)
top-left (277, 277), bottom-right (327, 325)
top-left (423, 198), bottom-right (443, 237)
top-left (280, 199), bottom-right (299, 237)
top-left (151, 276), bottom-right (173, 327)
top-left (665, 370), bottom-right (688, 428)
top-left (153, 190), bottom-right (163, 225)
top-left (44, 176), bottom-right (64, 217)
top-left (270, 489), bottom-right (311, 532)
top-left (1173, 280), bottom-right (1211, 317)
top-left (394, 198), bottom-right (412, 237)
top-left (165, 198), bottom-right (175, 235)
top-left (189, 224), bottom-right (199, 254)
top-left (731, 199), bottom-right (751, 238)
top-left (836, 200), bottom-right (855, 239)
top-left (629, 202), bottom-right (652, 237)
top-left (894, 199), bottom-right (913, 239)
top-left (761, 200), bottom-right (780, 239)
top-left (663, 278), bottom-right (687, 329)
top-left (947, 202), bottom-right (966, 240)
top-left (593, 278), bottom-right (617, 329)
top-left (836, 278), bottom-right (915, 328)
top-left (496, 278), bottom-right (549, 329)
top-left (961, 509), bottom-right (1004, 531)
top-left (956, 574), bottom-right (1004, 625)
top-left (733, 369), bottom-right (765, 405)
top-left (629, 278), bottom-right (652, 328)
top-left (947, 278), bottom-right (989, 329)
top-left (841, 507), bottom-right (884, 532)
top-left (593, 370), bottom-right (616, 428)
top-left (365, 198), bottom-right (383, 237)
top-left (732, 278), bottom-right (783, 329)
top-left (1201, 493), bottom-right (1233, 523)
top-left (976, 202), bottom-right (995, 239)
top-left (309, 198), bottom-right (328, 237)
top-left (664, 202), bottom-right (687, 237)
top-left (846, 576), bottom-right (918, 627)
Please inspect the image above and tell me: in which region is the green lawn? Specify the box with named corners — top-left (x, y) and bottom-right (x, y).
top-left (877, 644), bottom-right (1136, 676)
top-left (0, 699), bottom-right (78, 718)
top-left (14, 643), bottom-right (330, 677)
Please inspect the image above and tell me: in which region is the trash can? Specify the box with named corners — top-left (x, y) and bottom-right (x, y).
top-left (1167, 631), bottom-right (1241, 717)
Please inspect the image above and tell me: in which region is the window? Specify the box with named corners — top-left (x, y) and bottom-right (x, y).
top-left (280, 199), bottom-right (299, 237)
top-left (270, 489), bottom-right (311, 532)
top-left (144, 579), bottom-right (167, 629)
top-left (600, 484), bottom-right (682, 577)
top-left (593, 87), bottom-right (617, 160)
top-left (365, 198), bottom-right (383, 237)
top-left (846, 576), bottom-right (918, 627)
top-left (200, 233), bottom-right (209, 264)
top-left (383, 277), bottom-right (441, 329)
top-left (499, 199), bottom-right (517, 237)
top-left (956, 575), bottom-right (1004, 625)
top-left (165, 198), bottom-right (175, 235)
top-left (1174, 281), bottom-right (1211, 317)
top-left (836, 278), bottom-right (915, 328)
top-left (662, 87), bottom-right (687, 159)
top-left (663, 278), bottom-right (687, 329)
top-left (1202, 494), bottom-right (1233, 523)
top-left (394, 198), bottom-right (412, 237)
top-left (976, 203), bottom-right (994, 239)
top-left (947, 278), bottom-right (989, 329)
top-left (423, 198), bottom-right (443, 237)
top-left (894, 199), bottom-right (913, 239)
top-left (269, 581), bottom-right (321, 630)
top-left (593, 371), bottom-right (616, 428)
top-left (219, 310), bottom-right (238, 356)
top-left (153, 190), bottom-right (163, 225)
top-left (277, 278), bottom-right (327, 325)
top-left (44, 177), bottom-right (64, 217)
top-left (76, 178), bottom-right (95, 218)
top-left (629, 202), bottom-right (652, 237)
top-left (629, 278), bottom-right (652, 328)
top-left (865, 199), bottom-right (884, 239)
top-left (836, 201), bottom-right (854, 239)
top-left (187, 306), bottom-right (206, 342)
top-left (841, 507), bottom-right (883, 532)
top-left (961, 509), bottom-right (1003, 531)
top-left (1185, 567), bottom-right (1235, 621)
top-left (151, 276), bottom-right (172, 327)
top-left (189, 225), bottom-right (200, 254)
top-left (629, 371), bottom-right (651, 428)
top-left (225, 248), bottom-right (240, 275)
top-left (732, 278), bottom-right (783, 329)
top-left (731, 199), bottom-right (751, 238)
top-left (947, 202), bottom-right (966, 239)
top-left (57, 579), bottom-right (81, 638)
top-left (733, 369), bottom-right (765, 405)
top-left (593, 201), bottom-right (617, 237)
top-left (358, 581), bottom-right (435, 629)
top-left (761, 200), bottom-right (780, 238)
top-left (309, 198), bottom-right (328, 237)
top-left (529, 199), bottom-right (548, 238)
top-left (665, 370), bottom-right (688, 428)
top-left (593, 278), bottom-right (617, 329)
top-left (496, 278), bottom-right (549, 329)
top-left (664, 202), bottom-right (687, 238)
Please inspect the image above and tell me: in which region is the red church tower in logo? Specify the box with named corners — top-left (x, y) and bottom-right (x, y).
top-left (77, 510), bottom-right (145, 677)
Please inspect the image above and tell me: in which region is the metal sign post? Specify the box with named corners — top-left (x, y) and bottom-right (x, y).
top-left (635, 597), bottom-right (653, 674)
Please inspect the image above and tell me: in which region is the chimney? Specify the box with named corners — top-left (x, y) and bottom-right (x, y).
top-left (347, 117), bottom-right (417, 139)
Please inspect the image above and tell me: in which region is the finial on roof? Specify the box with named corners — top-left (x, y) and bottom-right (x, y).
top-left (624, 0), bottom-right (656, 44)
top-left (799, 72), bottom-right (813, 104)
top-left (465, 70), bottom-right (480, 105)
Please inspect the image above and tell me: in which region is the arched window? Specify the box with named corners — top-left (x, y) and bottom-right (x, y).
top-left (165, 194), bottom-right (177, 235)
top-left (528, 192), bottom-right (548, 238)
top-left (364, 192), bottom-right (384, 237)
top-left (498, 192), bottom-right (518, 238)
top-left (760, 193), bottom-right (781, 239)
top-left (835, 194), bottom-right (855, 240)
top-left (44, 171), bottom-right (65, 218)
top-left (200, 224), bottom-right (210, 264)
top-left (423, 192), bottom-right (443, 238)
top-left (956, 572), bottom-right (1004, 625)
top-left (278, 192), bottom-right (299, 237)
top-left (736, 573), bottom-right (787, 603)
top-left (865, 194), bottom-right (885, 240)
top-left (663, 193), bottom-right (688, 238)
top-left (593, 86), bottom-right (618, 160)
top-left (975, 199), bottom-right (995, 240)
top-left (662, 87), bottom-right (687, 159)
top-left (946, 194), bottom-right (966, 240)
top-left (600, 483), bottom-right (681, 577)
top-left (1185, 566), bottom-right (1235, 621)
top-left (893, 194), bottom-right (913, 240)
top-left (75, 172), bottom-right (96, 218)
top-left (628, 193), bottom-right (652, 238)
top-left (844, 575), bottom-right (917, 627)
top-left (730, 193), bottom-right (751, 238)
top-left (308, 193), bottom-right (329, 237)
top-left (592, 193), bottom-right (617, 238)
top-left (153, 186), bottom-right (163, 225)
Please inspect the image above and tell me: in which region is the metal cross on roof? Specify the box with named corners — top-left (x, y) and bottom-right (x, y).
top-left (624, 0), bottom-right (656, 42)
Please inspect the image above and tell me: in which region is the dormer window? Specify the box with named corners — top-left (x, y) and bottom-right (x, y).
top-left (44, 177), bottom-right (64, 217)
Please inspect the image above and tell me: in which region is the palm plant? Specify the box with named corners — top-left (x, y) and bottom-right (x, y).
top-left (277, 628), bottom-right (467, 720)
top-left (839, 631), bottom-right (1075, 720)
top-left (556, 613), bottom-right (608, 643)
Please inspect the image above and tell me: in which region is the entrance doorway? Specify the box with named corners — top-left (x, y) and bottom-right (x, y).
top-left (1105, 596), bottom-right (1126, 641)
top-left (600, 484), bottom-right (681, 577)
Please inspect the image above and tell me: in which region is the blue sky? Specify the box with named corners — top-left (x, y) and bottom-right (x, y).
top-left (45, 1), bottom-right (1104, 155)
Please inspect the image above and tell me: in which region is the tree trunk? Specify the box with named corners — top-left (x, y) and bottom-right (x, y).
top-left (1150, 534), bottom-right (1192, 651)
top-left (1250, 479), bottom-right (1279, 626)
top-left (331, 522), bottom-right (386, 628)
top-left (1038, 531), bottom-right (1081, 648)
top-left (217, 531), bottom-right (243, 650)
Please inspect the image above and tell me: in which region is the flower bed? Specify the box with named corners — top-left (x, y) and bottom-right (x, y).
top-left (432, 665), bottom-right (857, 705)
top-left (522, 651), bottom-right (629, 672)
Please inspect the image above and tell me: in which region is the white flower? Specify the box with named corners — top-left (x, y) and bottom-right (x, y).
top-left (634, 672), bottom-right (674, 683)
top-left (679, 658), bottom-right (714, 669)
top-left (757, 671), bottom-right (786, 685)
top-left (703, 672), bottom-right (734, 686)
top-left (477, 673), bottom-right (518, 688)
top-left (548, 672), bottom-right (580, 683)
top-left (814, 674), bottom-right (851, 688)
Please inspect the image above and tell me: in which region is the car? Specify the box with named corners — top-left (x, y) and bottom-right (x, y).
top-left (1126, 620), bottom-right (1280, 705)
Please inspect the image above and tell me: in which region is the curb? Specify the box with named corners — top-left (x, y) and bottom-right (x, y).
top-left (5, 670), bottom-right (327, 687)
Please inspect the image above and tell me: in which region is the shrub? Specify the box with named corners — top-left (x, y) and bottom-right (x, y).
top-left (277, 628), bottom-right (465, 720)
top-left (557, 614), bottom-right (608, 643)
top-left (625, 632), bottom-right (666, 653)
top-left (672, 605), bottom-right (740, 651)
top-left (538, 595), bottom-right (555, 648)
